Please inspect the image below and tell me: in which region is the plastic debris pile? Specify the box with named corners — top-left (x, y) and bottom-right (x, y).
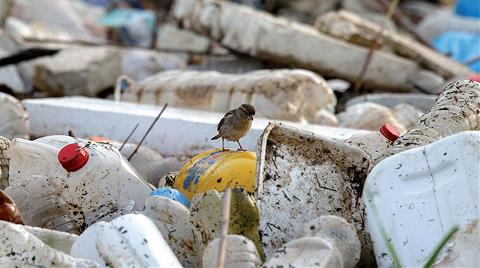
top-left (0, 0), bottom-right (479, 267)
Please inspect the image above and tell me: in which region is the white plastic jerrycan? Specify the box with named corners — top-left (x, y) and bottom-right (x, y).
top-left (363, 131), bottom-right (480, 268)
top-left (70, 213), bottom-right (182, 268)
top-left (5, 135), bottom-right (153, 233)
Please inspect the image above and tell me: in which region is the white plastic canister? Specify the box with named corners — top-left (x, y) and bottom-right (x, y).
top-left (5, 135), bottom-right (153, 233)
top-left (364, 131), bottom-right (480, 267)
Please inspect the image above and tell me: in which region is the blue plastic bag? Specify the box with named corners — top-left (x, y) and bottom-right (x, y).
top-left (455, 0), bottom-right (480, 19)
top-left (150, 187), bottom-right (191, 208)
top-left (434, 31), bottom-right (480, 72)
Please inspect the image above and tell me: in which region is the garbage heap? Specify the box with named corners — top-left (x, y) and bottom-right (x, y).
top-left (0, 0), bottom-right (479, 267)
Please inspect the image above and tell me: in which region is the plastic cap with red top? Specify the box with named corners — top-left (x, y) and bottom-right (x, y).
top-left (468, 73), bottom-right (480, 83)
top-left (379, 123), bottom-right (400, 142)
top-left (58, 143), bottom-right (89, 172)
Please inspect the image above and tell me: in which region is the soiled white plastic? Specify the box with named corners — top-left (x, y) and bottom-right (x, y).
top-left (111, 141), bottom-right (165, 185)
top-left (202, 235), bottom-right (261, 268)
top-left (5, 135), bottom-right (152, 233)
top-left (121, 69), bottom-right (337, 124)
top-left (0, 220), bottom-right (100, 267)
top-left (391, 103), bottom-right (423, 131)
top-left (337, 102), bottom-right (406, 133)
top-left (434, 219), bottom-right (479, 268)
top-left (143, 195), bottom-right (198, 267)
top-left (22, 225), bottom-right (79, 253)
top-left (346, 132), bottom-right (393, 164)
top-left (70, 214), bottom-right (182, 268)
top-left (256, 123), bottom-right (374, 265)
top-left (364, 132), bottom-right (480, 267)
top-left (387, 80), bottom-right (480, 157)
top-left (0, 92), bottom-right (29, 139)
top-left (264, 215), bottom-right (361, 268)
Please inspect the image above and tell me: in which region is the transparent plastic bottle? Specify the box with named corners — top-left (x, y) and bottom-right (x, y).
top-left (5, 135), bottom-right (153, 233)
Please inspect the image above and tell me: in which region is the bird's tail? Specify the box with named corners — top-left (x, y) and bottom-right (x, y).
top-left (211, 134), bottom-right (221, 140)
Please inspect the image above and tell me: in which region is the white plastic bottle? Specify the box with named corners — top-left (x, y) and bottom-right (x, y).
top-left (70, 214), bottom-right (182, 268)
top-left (5, 135), bottom-right (153, 233)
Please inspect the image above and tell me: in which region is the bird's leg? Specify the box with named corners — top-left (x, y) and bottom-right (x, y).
top-left (237, 141), bottom-right (245, 151)
top-left (222, 137), bottom-right (225, 151)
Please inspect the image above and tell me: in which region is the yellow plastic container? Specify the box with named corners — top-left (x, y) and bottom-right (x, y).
top-left (174, 149), bottom-right (256, 200)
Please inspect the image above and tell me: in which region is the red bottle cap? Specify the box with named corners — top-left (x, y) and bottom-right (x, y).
top-left (58, 143), bottom-right (89, 172)
top-left (468, 73), bottom-right (480, 83)
top-left (380, 123), bottom-right (400, 142)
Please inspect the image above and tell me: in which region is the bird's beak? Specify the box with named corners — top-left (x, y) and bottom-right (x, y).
top-left (249, 114), bottom-right (254, 120)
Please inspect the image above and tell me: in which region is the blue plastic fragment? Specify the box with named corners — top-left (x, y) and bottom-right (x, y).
top-left (150, 187), bottom-right (191, 208)
top-left (455, 0), bottom-right (480, 19)
top-left (433, 31), bottom-right (480, 72)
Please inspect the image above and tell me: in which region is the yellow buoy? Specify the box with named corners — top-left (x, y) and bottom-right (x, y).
top-left (174, 149), bottom-right (256, 200)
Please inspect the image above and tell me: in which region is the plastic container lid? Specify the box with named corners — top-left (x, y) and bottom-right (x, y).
top-left (379, 123), bottom-right (400, 142)
top-left (58, 143), bottom-right (89, 172)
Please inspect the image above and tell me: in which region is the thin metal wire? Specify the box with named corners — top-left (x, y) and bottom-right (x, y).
top-left (127, 103), bottom-right (168, 161)
top-left (119, 123), bottom-right (140, 151)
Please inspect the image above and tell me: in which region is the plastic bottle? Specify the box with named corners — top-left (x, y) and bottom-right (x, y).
top-left (364, 131), bottom-right (480, 267)
top-left (70, 214), bottom-right (182, 268)
top-left (337, 102), bottom-right (406, 133)
top-left (4, 135), bottom-right (153, 233)
top-left (143, 195), bottom-right (199, 267)
top-left (385, 80), bottom-right (480, 159)
top-left (346, 123), bottom-right (401, 163)
top-left (263, 215), bottom-right (361, 268)
top-left (202, 235), bottom-right (262, 268)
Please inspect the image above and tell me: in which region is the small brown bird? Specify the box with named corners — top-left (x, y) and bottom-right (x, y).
top-left (211, 104), bottom-right (256, 151)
